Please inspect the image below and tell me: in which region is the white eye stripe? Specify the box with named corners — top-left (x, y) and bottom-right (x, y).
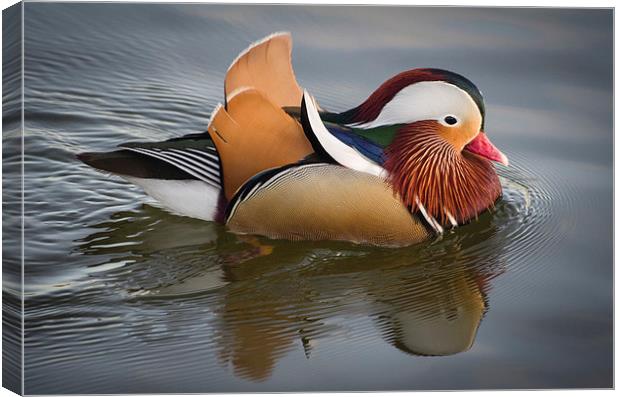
top-left (349, 81), bottom-right (481, 130)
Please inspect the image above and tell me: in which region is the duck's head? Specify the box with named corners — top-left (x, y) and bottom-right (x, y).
top-left (332, 69), bottom-right (508, 226)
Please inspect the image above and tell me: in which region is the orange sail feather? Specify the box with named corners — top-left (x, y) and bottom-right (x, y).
top-left (208, 88), bottom-right (313, 200)
top-left (225, 32), bottom-right (303, 108)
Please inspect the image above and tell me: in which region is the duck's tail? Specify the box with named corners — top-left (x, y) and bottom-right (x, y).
top-left (77, 138), bottom-right (225, 222)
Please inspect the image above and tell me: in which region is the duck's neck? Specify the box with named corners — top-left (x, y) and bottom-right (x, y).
top-left (383, 122), bottom-right (501, 225)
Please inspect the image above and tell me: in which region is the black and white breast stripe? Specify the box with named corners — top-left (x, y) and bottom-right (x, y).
top-left (124, 146), bottom-right (221, 188)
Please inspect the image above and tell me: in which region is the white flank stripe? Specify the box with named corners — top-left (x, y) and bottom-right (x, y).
top-left (242, 181), bottom-right (265, 202)
top-left (123, 177), bottom-right (220, 221)
top-left (226, 189), bottom-right (250, 222)
top-left (303, 90), bottom-right (386, 178)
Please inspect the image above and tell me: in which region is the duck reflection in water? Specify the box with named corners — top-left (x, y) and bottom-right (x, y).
top-left (373, 262), bottom-right (491, 357)
top-left (77, 204), bottom-right (505, 382)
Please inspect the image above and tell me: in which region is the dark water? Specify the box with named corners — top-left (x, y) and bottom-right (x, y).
top-left (4, 4), bottom-right (613, 393)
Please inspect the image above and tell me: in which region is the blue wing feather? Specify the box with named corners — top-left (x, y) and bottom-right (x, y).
top-left (325, 125), bottom-right (386, 165)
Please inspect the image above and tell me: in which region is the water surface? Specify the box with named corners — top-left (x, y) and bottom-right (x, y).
top-left (4, 4), bottom-right (613, 393)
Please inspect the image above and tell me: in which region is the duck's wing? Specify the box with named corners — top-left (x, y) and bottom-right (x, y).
top-left (225, 32), bottom-right (303, 108)
top-left (78, 134), bottom-right (220, 186)
top-left (300, 90), bottom-right (387, 178)
top-left (77, 134), bottom-right (223, 221)
top-left (207, 88), bottom-right (313, 200)
top-left (118, 136), bottom-right (221, 188)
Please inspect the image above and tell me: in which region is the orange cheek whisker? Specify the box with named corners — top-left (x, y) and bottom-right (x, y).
top-left (384, 121), bottom-right (502, 225)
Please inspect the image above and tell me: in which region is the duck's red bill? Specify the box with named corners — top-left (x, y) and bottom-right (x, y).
top-left (464, 132), bottom-right (509, 166)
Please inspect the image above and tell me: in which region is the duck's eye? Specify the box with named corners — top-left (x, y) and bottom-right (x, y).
top-left (444, 115), bottom-right (458, 125)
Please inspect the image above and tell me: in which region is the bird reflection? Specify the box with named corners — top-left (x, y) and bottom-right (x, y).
top-left (76, 204), bottom-right (506, 382)
top-left (373, 261), bottom-right (490, 356)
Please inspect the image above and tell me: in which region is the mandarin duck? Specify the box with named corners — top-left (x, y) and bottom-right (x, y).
top-left (78, 32), bottom-right (508, 247)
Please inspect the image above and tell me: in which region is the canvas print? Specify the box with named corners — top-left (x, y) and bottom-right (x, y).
top-left (2, 2), bottom-right (613, 394)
